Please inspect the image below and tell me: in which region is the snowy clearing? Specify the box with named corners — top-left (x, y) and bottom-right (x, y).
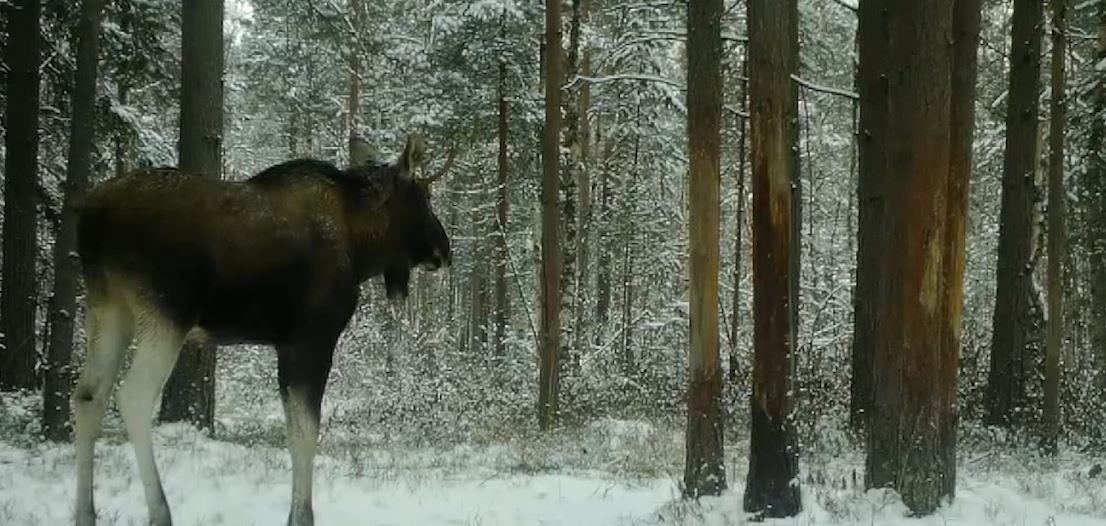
top-left (2, 417), bottom-right (1104, 526)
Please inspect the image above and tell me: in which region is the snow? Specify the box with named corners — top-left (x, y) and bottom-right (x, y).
top-left (2, 419), bottom-right (1105, 526)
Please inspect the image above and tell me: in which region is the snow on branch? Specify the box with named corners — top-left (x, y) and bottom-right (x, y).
top-left (791, 74), bottom-right (859, 100)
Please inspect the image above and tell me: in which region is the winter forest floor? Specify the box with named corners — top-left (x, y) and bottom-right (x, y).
top-left (2, 389), bottom-right (1105, 526)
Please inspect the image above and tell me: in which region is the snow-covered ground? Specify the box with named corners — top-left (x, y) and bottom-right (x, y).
top-left (3, 415), bottom-right (1105, 525)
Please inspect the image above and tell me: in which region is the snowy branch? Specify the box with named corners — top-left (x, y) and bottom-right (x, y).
top-left (791, 74), bottom-right (859, 100)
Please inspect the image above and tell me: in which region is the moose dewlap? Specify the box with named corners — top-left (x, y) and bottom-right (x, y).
top-left (69, 135), bottom-right (453, 526)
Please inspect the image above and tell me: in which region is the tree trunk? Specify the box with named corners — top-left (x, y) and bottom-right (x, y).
top-left (1041, 0), bottom-right (1067, 455)
top-left (495, 54), bottom-right (510, 359)
top-left (985, 0), bottom-right (1044, 428)
top-left (1089, 0), bottom-right (1106, 394)
top-left (42, 0), bottom-right (104, 441)
top-left (573, 0), bottom-right (593, 357)
top-left (347, 0), bottom-right (364, 158)
top-left (865, 0), bottom-right (974, 516)
top-left (850, 0), bottom-right (890, 432)
top-left (560, 0), bottom-right (583, 373)
top-left (113, 84), bottom-right (132, 179)
top-left (743, 0), bottom-right (800, 516)
top-left (594, 136), bottom-right (613, 336)
top-left (0, 0), bottom-right (42, 392)
top-left (728, 52), bottom-right (748, 388)
top-left (683, 0), bottom-right (726, 500)
top-left (538, 0), bottom-right (564, 431)
top-left (160, 0), bottom-right (224, 430)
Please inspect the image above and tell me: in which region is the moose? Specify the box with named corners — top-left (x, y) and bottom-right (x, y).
top-left (70, 135), bottom-right (453, 526)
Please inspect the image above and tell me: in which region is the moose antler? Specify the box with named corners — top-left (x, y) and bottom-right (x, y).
top-left (418, 146), bottom-right (458, 185)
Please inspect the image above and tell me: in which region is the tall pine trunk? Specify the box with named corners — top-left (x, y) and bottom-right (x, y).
top-left (728, 52), bottom-right (748, 388)
top-left (0, 0), bottom-right (42, 391)
top-left (683, 0), bottom-right (725, 499)
top-left (43, 0), bottom-right (105, 441)
top-left (1042, 0), bottom-right (1067, 455)
top-left (744, 0), bottom-right (801, 516)
top-left (573, 0), bottom-right (593, 357)
top-left (865, 0), bottom-right (977, 515)
top-left (986, 0), bottom-right (1045, 427)
top-left (1089, 0), bottom-right (1106, 394)
top-left (538, 0), bottom-right (564, 431)
top-left (495, 53), bottom-right (510, 359)
top-left (160, 0), bottom-right (224, 430)
top-left (850, 0), bottom-right (890, 432)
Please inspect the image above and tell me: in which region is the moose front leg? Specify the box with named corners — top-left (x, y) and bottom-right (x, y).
top-left (277, 338), bottom-right (336, 526)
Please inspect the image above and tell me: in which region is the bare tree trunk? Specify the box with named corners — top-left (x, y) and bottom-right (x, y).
top-left (538, 0), bottom-right (564, 431)
top-left (0, 0), bottom-right (42, 392)
top-left (560, 0), bottom-right (583, 373)
top-left (866, 0), bottom-right (976, 516)
top-left (744, 0), bottom-right (800, 516)
top-left (594, 135), bottom-right (614, 336)
top-left (113, 84), bottom-right (132, 179)
top-left (850, 0), bottom-right (890, 432)
top-left (1089, 0), bottom-right (1106, 395)
top-left (1042, 0), bottom-right (1067, 455)
top-left (160, 0), bottom-right (224, 430)
top-left (986, 0), bottom-right (1044, 428)
top-left (728, 52), bottom-right (748, 387)
top-left (347, 0), bottom-right (364, 159)
top-left (495, 53), bottom-right (510, 359)
top-left (683, 0), bottom-right (726, 500)
top-left (573, 0), bottom-right (594, 357)
top-left (42, 0), bottom-right (104, 441)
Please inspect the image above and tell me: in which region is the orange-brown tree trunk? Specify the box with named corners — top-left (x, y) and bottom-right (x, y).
top-left (865, 0), bottom-right (979, 515)
top-left (682, 0), bottom-right (726, 499)
top-left (744, 0), bottom-right (801, 517)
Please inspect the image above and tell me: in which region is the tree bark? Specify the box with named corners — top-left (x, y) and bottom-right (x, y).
top-left (538, 0), bottom-right (564, 431)
top-left (728, 52), bottom-right (748, 388)
top-left (0, 0), bottom-right (42, 392)
top-left (683, 0), bottom-right (726, 500)
top-left (495, 52), bottom-right (510, 359)
top-left (573, 0), bottom-right (593, 357)
top-left (850, 0), bottom-right (890, 432)
top-left (744, 0), bottom-right (800, 516)
top-left (865, 0), bottom-right (974, 516)
top-left (1041, 0), bottom-right (1067, 456)
top-left (160, 0), bottom-right (224, 430)
top-left (560, 0), bottom-right (583, 372)
top-left (43, 0), bottom-right (105, 441)
top-left (985, 0), bottom-right (1045, 428)
top-left (1088, 0), bottom-right (1106, 394)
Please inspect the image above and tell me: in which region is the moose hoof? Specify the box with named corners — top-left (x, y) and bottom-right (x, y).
top-left (75, 511), bottom-right (96, 526)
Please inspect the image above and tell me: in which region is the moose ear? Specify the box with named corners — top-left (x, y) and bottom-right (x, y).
top-left (400, 134), bottom-right (426, 174)
top-left (349, 136), bottom-right (377, 167)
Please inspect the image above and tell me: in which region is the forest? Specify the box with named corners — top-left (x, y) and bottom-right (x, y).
top-left (0, 0), bottom-right (1105, 524)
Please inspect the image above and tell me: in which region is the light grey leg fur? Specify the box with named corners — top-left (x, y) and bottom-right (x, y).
top-left (117, 311), bottom-right (185, 526)
top-left (73, 301), bottom-right (134, 526)
top-left (284, 387), bottom-right (320, 526)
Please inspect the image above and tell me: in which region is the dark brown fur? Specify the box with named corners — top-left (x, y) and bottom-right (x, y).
top-left (76, 157), bottom-right (450, 348)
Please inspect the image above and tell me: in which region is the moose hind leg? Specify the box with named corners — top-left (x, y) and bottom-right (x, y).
top-left (279, 342), bottom-right (336, 526)
top-left (74, 300), bottom-right (134, 526)
top-left (117, 311), bottom-right (186, 526)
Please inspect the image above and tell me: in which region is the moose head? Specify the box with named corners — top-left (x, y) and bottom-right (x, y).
top-left (346, 135), bottom-right (456, 298)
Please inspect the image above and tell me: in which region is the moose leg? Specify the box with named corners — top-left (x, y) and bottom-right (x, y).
top-left (117, 312), bottom-right (185, 526)
top-left (278, 341), bottom-right (336, 526)
top-left (73, 300), bottom-right (134, 526)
